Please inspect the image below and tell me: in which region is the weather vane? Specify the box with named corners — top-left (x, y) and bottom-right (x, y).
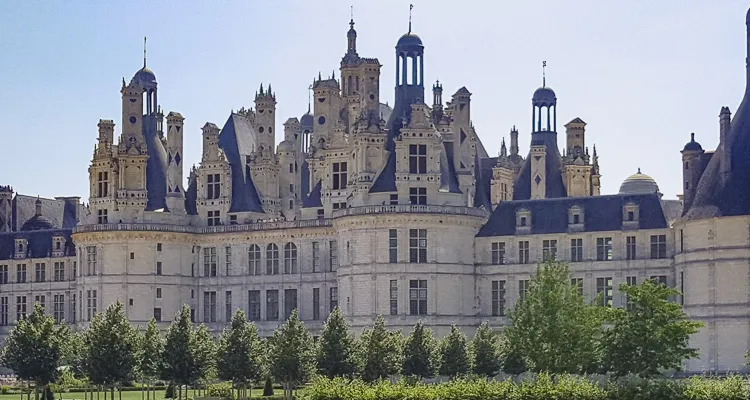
top-left (409, 4), bottom-right (413, 33)
top-left (542, 60), bottom-right (547, 87)
top-left (143, 36), bottom-right (147, 68)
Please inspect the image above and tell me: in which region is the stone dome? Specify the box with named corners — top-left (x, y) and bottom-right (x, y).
top-left (532, 87), bottom-right (556, 106)
top-left (619, 168), bottom-right (660, 195)
top-left (277, 140), bottom-right (295, 153)
top-left (21, 198), bottom-right (54, 231)
top-left (133, 67), bottom-right (157, 87)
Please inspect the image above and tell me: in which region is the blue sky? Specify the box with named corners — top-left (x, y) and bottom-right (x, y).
top-left (0, 1), bottom-right (748, 201)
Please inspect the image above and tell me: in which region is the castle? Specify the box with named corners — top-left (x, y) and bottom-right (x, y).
top-left (2, 8), bottom-right (750, 374)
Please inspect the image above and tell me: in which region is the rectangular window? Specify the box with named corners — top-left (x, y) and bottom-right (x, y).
top-left (596, 237), bottom-right (613, 261)
top-left (332, 162), bottom-right (348, 190)
top-left (312, 242), bottom-right (320, 272)
top-left (500, 182), bottom-right (508, 201)
top-left (389, 229), bottom-right (398, 263)
top-left (409, 229), bottom-right (427, 263)
top-left (409, 280), bottom-right (427, 315)
top-left (596, 277), bottom-right (613, 307)
top-left (571, 277), bottom-right (584, 296)
top-left (156, 261), bottom-right (162, 276)
top-left (491, 242), bottom-right (506, 265)
top-left (0, 265), bottom-right (7, 284)
top-left (97, 171), bottom-right (109, 197)
top-left (0, 297), bottom-right (7, 326)
top-left (248, 290), bottom-right (261, 321)
top-left (312, 288), bottom-right (320, 320)
top-left (203, 291), bottom-right (216, 323)
top-left (283, 243), bottom-right (298, 274)
top-left (225, 291), bottom-right (232, 322)
top-left (225, 246), bottom-right (232, 275)
top-left (156, 288), bottom-right (162, 299)
top-left (409, 187), bottom-right (427, 205)
top-left (207, 210), bottom-right (220, 226)
top-left (34, 263), bottom-right (46, 282)
top-left (329, 287), bottom-right (338, 312)
top-left (650, 235), bottom-right (667, 259)
top-left (542, 240), bottom-right (557, 260)
top-left (53, 262), bottom-right (64, 282)
top-left (16, 296), bottom-right (27, 321)
top-left (16, 264), bottom-right (26, 283)
top-left (389, 194), bottom-right (398, 205)
top-left (570, 239), bottom-right (583, 262)
top-left (53, 294), bottom-right (65, 324)
top-left (71, 293), bottom-right (76, 323)
top-left (284, 289), bottom-right (298, 319)
top-left (247, 245), bottom-right (261, 275)
top-left (389, 280), bottom-right (399, 315)
top-left (626, 236), bottom-right (637, 260)
top-left (97, 209), bottom-right (108, 224)
top-left (207, 173), bottom-right (221, 199)
top-left (409, 144), bottom-right (427, 174)
top-left (266, 245), bottom-right (279, 275)
top-left (87, 246), bottom-right (97, 275)
top-left (204, 247), bottom-right (217, 277)
top-left (157, 243), bottom-right (162, 252)
top-left (266, 290), bottom-right (279, 321)
top-left (86, 290), bottom-right (97, 321)
top-left (153, 308), bottom-right (162, 322)
top-left (491, 280), bottom-right (506, 317)
top-left (72, 261), bottom-right (77, 279)
top-left (650, 275), bottom-right (668, 286)
top-left (329, 240), bottom-right (338, 271)
top-left (518, 280), bottom-right (529, 302)
top-left (626, 276), bottom-right (637, 310)
top-left (518, 241), bottom-right (530, 264)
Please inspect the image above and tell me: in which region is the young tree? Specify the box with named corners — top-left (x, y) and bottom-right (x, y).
top-left (1, 303), bottom-right (68, 400)
top-left (82, 301), bottom-right (139, 400)
top-left (401, 321), bottom-right (438, 379)
top-left (161, 305), bottom-right (199, 400)
top-left (438, 324), bottom-right (470, 378)
top-left (471, 322), bottom-right (501, 378)
top-left (217, 309), bottom-right (265, 397)
top-left (268, 310), bottom-right (315, 400)
top-left (192, 324), bottom-right (217, 390)
top-left (316, 307), bottom-right (357, 379)
top-left (359, 315), bottom-right (402, 382)
top-left (138, 319), bottom-right (165, 400)
top-left (504, 260), bottom-right (605, 374)
top-left (601, 279), bottom-right (703, 377)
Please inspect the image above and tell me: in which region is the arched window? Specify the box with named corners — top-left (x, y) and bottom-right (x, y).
top-left (266, 244), bottom-right (279, 275)
top-left (284, 243), bottom-right (298, 274)
top-left (248, 244), bottom-right (261, 276)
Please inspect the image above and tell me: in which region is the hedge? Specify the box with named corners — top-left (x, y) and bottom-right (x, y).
top-left (305, 375), bottom-right (750, 400)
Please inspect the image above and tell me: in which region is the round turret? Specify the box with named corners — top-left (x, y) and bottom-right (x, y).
top-left (619, 168), bottom-right (660, 195)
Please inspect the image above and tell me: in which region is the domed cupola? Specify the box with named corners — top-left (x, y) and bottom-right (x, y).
top-left (20, 197), bottom-right (55, 231)
top-left (131, 37), bottom-right (157, 90)
top-left (619, 168), bottom-right (661, 195)
top-left (532, 87), bottom-right (557, 107)
top-left (682, 132), bottom-right (703, 152)
top-left (397, 32), bottom-right (423, 49)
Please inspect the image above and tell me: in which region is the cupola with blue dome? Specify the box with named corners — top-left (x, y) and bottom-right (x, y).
top-left (682, 132), bottom-right (703, 152)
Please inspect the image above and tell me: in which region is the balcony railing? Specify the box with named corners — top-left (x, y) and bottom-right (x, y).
top-left (73, 218), bottom-right (333, 235)
top-left (333, 204), bottom-right (489, 219)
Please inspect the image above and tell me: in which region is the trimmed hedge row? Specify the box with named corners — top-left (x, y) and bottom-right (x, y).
top-left (305, 375), bottom-right (750, 400)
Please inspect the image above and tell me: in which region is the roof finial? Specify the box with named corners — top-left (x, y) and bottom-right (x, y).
top-left (143, 36), bottom-right (147, 68)
top-left (307, 84), bottom-right (313, 113)
top-left (637, 167), bottom-right (641, 174)
top-left (350, 5), bottom-right (354, 28)
top-left (690, 132), bottom-right (695, 142)
top-left (409, 4), bottom-right (413, 34)
top-left (542, 60), bottom-right (547, 88)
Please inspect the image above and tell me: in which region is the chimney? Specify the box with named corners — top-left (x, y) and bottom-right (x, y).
top-left (720, 107), bottom-right (732, 175)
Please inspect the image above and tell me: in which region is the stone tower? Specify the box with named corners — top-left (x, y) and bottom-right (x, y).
top-left (166, 112), bottom-right (186, 213)
top-left (0, 186), bottom-right (12, 232)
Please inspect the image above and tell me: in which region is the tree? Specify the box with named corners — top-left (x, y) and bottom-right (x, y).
top-left (192, 324), bottom-right (217, 390)
top-left (438, 324), bottom-right (470, 378)
top-left (471, 322), bottom-right (501, 378)
top-left (268, 310), bottom-right (315, 400)
top-left (1, 303), bottom-right (68, 400)
top-left (316, 307), bottom-right (357, 379)
top-left (401, 321), bottom-right (438, 379)
top-left (504, 260), bottom-right (605, 374)
top-left (82, 301), bottom-right (139, 400)
top-left (601, 279), bottom-right (703, 377)
top-left (138, 319), bottom-right (165, 400)
top-left (161, 305), bottom-right (199, 400)
top-left (217, 309), bottom-right (265, 397)
top-left (359, 315), bottom-right (402, 382)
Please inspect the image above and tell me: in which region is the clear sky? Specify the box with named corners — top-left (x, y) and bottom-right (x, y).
top-left (0, 1), bottom-right (748, 201)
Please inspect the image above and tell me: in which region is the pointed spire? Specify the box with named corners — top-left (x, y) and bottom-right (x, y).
top-left (268, 83), bottom-right (273, 96)
top-left (318, 71), bottom-right (322, 81)
top-left (35, 196), bottom-right (42, 216)
top-left (259, 83), bottom-right (264, 95)
top-left (143, 37), bottom-right (147, 68)
top-left (408, 4), bottom-right (413, 34)
top-left (307, 84), bottom-right (313, 113)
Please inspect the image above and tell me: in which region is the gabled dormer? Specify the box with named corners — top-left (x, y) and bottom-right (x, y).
top-left (52, 235), bottom-right (66, 257)
top-left (568, 205), bottom-right (585, 232)
top-left (14, 237), bottom-right (27, 259)
top-left (515, 208), bottom-right (532, 235)
top-left (622, 202), bottom-right (640, 230)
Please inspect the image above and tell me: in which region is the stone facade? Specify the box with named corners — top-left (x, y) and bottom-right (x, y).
top-left (3, 9), bottom-right (750, 375)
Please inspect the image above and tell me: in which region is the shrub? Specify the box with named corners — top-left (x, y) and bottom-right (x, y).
top-left (1, 386), bottom-right (10, 395)
top-left (263, 377), bottom-right (274, 396)
top-left (207, 382), bottom-right (233, 399)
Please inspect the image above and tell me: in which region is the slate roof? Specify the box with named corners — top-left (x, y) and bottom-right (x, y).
top-left (477, 193), bottom-right (668, 237)
top-left (300, 161), bottom-right (322, 208)
top-left (0, 229), bottom-right (75, 261)
top-left (512, 131), bottom-right (567, 200)
top-left (473, 155), bottom-right (496, 209)
top-left (218, 113), bottom-right (265, 213)
top-left (440, 142), bottom-right (462, 194)
top-left (143, 115), bottom-right (169, 211)
top-left (12, 195), bottom-right (78, 231)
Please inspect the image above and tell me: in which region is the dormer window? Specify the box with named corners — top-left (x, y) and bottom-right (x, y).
top-left (568, 205), bottom-right (584, 232)
top-left (409, 144), bottom-right (427, 174)
top-left (52, 236), bottom-right (65, 256)
top-left (516, 208), bottom-right (532, 233)
top-left (573, 214), bottom-right (580, 224)
top-left (14, 238), bottom-right (27, 259)
top-left (206, 174), bottom-right (221, 199)
top-left (623, 202), bottom-right (639, 228)
top-left (520, 217), bottom-right (527, 227)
